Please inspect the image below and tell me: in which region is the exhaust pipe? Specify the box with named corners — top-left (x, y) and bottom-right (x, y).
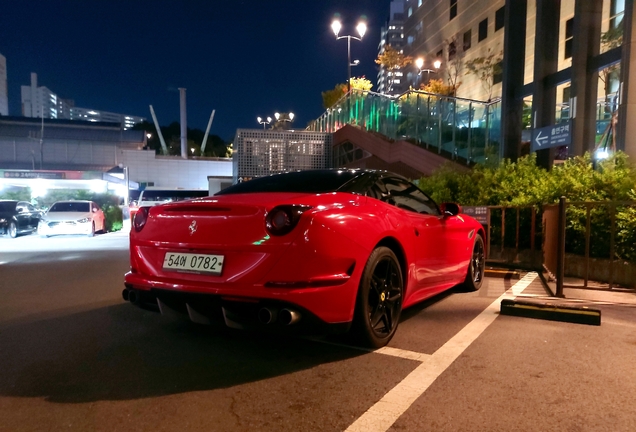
top-left (122, 288), bottom-right (130, 301)
top-left (258, 307), bottom-right (278, 324)
top-left (128, 289), bottom-right (139, 304)
top-left (279, 309), bottom-right (301, 325)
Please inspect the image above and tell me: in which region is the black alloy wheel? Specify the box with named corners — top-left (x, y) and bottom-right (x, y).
top-left (353, 246), bottom-right (404, 348)
top-left (462, 234), bottom-right (485, 291)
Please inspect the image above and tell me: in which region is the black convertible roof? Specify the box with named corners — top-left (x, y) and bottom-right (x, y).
top-left (216, 169), bottom-right (395, 195)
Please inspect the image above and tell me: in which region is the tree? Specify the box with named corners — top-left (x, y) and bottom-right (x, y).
top-left (420, 78), bottom-right (456, 96)
top-left (375, 44), bottom-right (413, 93)
top-left (443, 35), bottom-right (464, 96)
top-left (350, 76), bottom-right (373, 91)
top-left (321, 83), bottom-right (347, 109)
top-left (465, 49), bottom-right (503, 101)
top-left (132, 121), bottom-right (229, 157)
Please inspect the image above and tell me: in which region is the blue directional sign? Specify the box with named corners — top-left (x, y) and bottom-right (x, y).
top-left (531, 122), bottom-right (571, 152)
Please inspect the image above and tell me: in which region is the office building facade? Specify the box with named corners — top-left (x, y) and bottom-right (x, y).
top-left (401, 0), bottom-right (622, 106)
top-left (377, 1), bottom-right (408, 95)
top-left (21, 73), bottom-right (145, 129)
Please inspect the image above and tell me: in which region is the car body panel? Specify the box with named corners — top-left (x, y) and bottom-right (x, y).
top-left (38, 200), bottom-right (105, 236)
top-left (125, 170), bottom-right (484, 329)
top-left (0, 200), bottom-right (41, 237)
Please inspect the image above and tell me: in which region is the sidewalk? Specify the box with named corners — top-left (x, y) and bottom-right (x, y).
top-left (543, 275), bottom-right (636, 307)
top-left (486, 266), bottom-right (636, 307)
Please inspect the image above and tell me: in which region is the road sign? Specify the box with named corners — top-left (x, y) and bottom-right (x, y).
top-left (462, 206), bottom-right (488, 225)
top-left (530, 122), bottom-right (571, 152)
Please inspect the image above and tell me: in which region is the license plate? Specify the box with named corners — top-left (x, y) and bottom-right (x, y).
top-left (163, 252), bottom-right (224, 275)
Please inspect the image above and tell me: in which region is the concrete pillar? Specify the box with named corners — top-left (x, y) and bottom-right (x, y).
top-left (532, 0), bottom-right (561, 168)
top-left (179, 88), bottom-right (187, 159)
top-left (501, 0), bottom-right (528, 161)
top-left (616, 0), bottom-right (636, 159)
top-left (570, 0), bottom-right (602, 157)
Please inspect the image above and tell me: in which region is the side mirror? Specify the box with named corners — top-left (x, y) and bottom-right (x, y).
top-left (441, 202), bottom-right (461, 217)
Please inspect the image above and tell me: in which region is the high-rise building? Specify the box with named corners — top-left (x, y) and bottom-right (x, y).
top-left (69, 107), bottom-right (145, 129)
top-left (21, 73), bottom-right (74, 119)
top-left (0, 54), bottom-right (8, 116)
top-left (401, 0), bottom-right (622, 105)
top-left (377, 1), bottom-right (408, 95)
top-left (20, 72), bottom-right (145, 129)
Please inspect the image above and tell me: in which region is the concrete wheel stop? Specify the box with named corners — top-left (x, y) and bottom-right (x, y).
top-left (500, 298), bottom-right (601, 326)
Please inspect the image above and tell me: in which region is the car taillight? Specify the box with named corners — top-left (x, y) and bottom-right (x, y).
top-left (265, 205), bottom-right (312, 236)
top-left (133, 207), bottom-right (149, 232)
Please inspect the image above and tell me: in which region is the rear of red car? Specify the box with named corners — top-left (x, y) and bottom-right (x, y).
top-left (124, 192), bottom-right (374, 332)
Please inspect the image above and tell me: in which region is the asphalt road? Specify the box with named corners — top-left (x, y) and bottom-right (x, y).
top-left (1, 232), bottom-right (636, 431)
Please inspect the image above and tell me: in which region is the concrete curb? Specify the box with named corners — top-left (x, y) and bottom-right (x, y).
top-left (500, 298), bottom-right (601, 326)
top-left (485, 268), bottom-right (521, 279)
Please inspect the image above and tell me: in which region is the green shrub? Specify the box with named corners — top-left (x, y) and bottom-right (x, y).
top-left (0, 188), bottom-right (32, 201)
top-left (418, 151), bottom-right (636, 262)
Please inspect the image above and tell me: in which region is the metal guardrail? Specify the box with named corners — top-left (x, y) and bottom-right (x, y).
top-left (555, 198), bottom-right (636, 295)
top-left (473, 200), bottom-right (636, 295)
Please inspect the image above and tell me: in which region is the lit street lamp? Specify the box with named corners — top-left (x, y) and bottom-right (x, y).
top-left (275, 112), bottom-right (294, 123)
top-left (257, 116), bottom-right (272, 129)
top-left (331, 17), bottom-right (367, 93)
top-left (415, 57), bottom-right (441, 87)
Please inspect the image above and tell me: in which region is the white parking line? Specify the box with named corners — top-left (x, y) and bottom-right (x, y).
top-left (374, 346), bottom-right (431, 362)
top-left (345, 272), bottom-right (539, 432)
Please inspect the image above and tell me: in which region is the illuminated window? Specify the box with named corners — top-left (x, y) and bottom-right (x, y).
top-left (610, 0), bottom-right (625, 28)
top-left (408, 7), bottom-right (413, 17)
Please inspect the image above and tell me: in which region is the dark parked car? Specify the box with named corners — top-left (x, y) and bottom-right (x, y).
top-left (0, 200), bottom-right (41, 238)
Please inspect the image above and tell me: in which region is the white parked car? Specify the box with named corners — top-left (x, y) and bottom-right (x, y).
top-left (38, 200), bottom-right (106, 237)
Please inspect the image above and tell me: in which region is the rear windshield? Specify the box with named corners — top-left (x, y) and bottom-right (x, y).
top-left (0, 201), bottom-right (17, 212)
top-left (49, 202), bottom-right (90, 212)
top-left (216, 170), bottom-right (363, 195)
top-left (140, 190), bottom-right (209, 202)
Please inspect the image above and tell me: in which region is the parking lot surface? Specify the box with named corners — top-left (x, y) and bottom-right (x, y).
top-left (1, 231), bottom-right (635, 431)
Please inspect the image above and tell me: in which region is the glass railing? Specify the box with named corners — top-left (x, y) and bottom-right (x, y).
top-left (308, 89), bottom-right (502, 165)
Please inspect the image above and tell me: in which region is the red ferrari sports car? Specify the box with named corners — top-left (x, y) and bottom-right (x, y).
top-left (123, 169), bottom-right (485, 348)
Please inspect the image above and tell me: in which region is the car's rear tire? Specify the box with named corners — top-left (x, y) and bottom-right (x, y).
top-left (352, 246), bottom-right (404, 349)
top-left (462, 234), bottom-right (485, 291)
top-left (8, 222), bottom-right (17, 238)
top-left (88, 222), bottom-right (95, 237)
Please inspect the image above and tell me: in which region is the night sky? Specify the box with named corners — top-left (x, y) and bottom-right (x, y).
top-left (1, 0), bottom-right (392, 141)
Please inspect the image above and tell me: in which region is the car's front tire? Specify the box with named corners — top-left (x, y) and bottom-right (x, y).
top-left (461, 234), bottom-right (485, 291)
top-left (352, 246), bottom-right (404, 349)
top-left (8, 222), bottom-right (17, 238)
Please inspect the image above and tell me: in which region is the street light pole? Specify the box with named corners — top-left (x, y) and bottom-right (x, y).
top-left (415, 57), bottom-right (441, 88)
top-left (332, 18), bottom-right (366, 93)
top-left (257, 116), bottom-right (272, 129)
top-left (347, 36), bottom-right (351, 93)
top-left (274, 112), bottom-right (295, 130)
